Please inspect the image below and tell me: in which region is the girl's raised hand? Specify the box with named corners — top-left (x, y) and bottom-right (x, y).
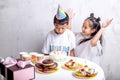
top-left (66, 9), bottom-right (75, 30)
top-left (66, 9), bottom-right (75, 20)
top-left (102, 18), bottom-right (113, 28)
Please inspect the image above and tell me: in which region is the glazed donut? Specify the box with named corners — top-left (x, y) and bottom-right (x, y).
top-left (45, 62), bottom-right (58, 69)
top-left (35, 59), bottom-right (58, 73)
top-left (42, 59), bottom-right (54, 66)
top-left (35, 63), bottom-right (44, 72)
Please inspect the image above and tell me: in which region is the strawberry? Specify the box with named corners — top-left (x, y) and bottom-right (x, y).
top-left (81, 68), bottom-right (85, 72)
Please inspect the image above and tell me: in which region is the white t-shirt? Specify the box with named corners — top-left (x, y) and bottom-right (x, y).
top-left (42, 29), bottom-right (75, 55)
top-left (75, 33), bottom-right (102, 65)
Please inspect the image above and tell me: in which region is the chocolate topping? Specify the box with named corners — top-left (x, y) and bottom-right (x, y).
top-left (35, 59), bottom-right (58, 73)
top-left (42, 59), bottom-right (54, 64)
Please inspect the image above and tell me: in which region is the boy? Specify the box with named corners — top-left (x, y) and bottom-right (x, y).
top-left (42, 5), bottom-right (75, 56)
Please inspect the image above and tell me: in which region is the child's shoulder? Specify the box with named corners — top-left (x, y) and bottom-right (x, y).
top-left (66, 29), bottom-right (75, 34)
top-left (65, 29), bottom-right (76, 38)
top-left (46, 30), bottom-right (55, 36)
top-left (74, 32), bottom-right (82, 36)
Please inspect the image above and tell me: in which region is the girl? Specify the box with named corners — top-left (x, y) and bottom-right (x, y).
top-left (74, 13), bottom-right (112, 65)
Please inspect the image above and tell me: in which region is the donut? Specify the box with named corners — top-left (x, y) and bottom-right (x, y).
top-left (35, 63), bottom-right (44, 72)
top-left (42, 59), bottom-right (54, 66)
top-left (43, 68), bottom-right (58, 73)
top-left (35, 59), bottom-right (58, 73)
top-left (44, 62), bottom-right (58, 69)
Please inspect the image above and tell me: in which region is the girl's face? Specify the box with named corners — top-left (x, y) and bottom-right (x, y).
top-left (54, 24), bottom-right (67, 34)
top-left (82, 19), bottom-right (95, 36)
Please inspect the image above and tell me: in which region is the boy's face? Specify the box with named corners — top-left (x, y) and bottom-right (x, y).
top-left (54, 23), bottom-right (67, 34)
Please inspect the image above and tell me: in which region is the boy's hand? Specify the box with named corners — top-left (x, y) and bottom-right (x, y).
top-left (66, 9), bottom-right (75, 20)
top-left (102, 18), bottom-right (113, 28)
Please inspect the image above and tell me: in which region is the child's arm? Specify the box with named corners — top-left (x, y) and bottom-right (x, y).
top-left (70, 49), bottom-right (75, 57)
top-left (91, 19), bottom-right (113, 46)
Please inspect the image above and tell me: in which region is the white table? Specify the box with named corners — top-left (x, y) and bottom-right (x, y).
top-left (0, 56), bottom-right (105, 80)
top-left (35, 56), bottom-right (105, 80)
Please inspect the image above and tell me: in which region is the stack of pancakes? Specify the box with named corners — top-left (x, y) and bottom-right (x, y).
top-left (35, 59), bottom-right (58, 73)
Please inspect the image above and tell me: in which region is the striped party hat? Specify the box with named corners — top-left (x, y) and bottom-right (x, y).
top-left (56, 5), bottom-right (67, 20)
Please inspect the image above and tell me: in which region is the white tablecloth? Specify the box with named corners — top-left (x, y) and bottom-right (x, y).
top-left (0, 56), bottom-right (105, 80)
top-left (35, 56), bottom-right (105, 80)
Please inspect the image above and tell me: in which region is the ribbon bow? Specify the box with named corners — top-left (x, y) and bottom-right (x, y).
top-left (3, 57), bottom-right (30, 68)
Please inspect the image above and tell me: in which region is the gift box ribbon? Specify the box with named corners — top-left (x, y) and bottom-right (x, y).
top-left (3, 57), bottom-right (30, 68)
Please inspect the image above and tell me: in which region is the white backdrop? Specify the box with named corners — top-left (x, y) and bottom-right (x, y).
top-left (0, 0), bottom-right (120, 80)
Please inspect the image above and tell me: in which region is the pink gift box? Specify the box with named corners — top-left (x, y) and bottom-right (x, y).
top-left (7, 64), bottom-right (35, 80)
